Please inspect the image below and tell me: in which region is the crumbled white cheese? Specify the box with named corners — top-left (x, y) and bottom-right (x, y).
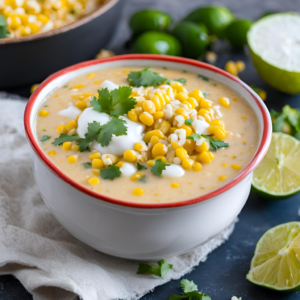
top-left (175, 115), bottom-right (185, 127)
top-left (173, 157), bottom-right (181, 164)
top-left (120, 163), bottom-right (137, 176)
top-left (163, 104), bottom-right (173, 119)
top-left (59, 106), bottom-right (82, 119)
top-left (175, 129), bottom-right (186, 146)
top-left (99, 80), bottom-right (119, 91)
top-left (162, 164), bottom-right (185, 177)
top-left (192, 119), bottom-right (210, 135)
top-left (169, 133), bottom-right (178, 143)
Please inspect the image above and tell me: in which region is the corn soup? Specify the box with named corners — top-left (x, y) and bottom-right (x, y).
top-left (35, 67), bottom-right (260, 203)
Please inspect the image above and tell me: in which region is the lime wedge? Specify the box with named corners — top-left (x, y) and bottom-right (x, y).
top-left (252, 132), bottom-right (300, 199)
top-left (247, 13), bottom-right (300, 94)
top-left (247, 222), bottom-right (300, 291)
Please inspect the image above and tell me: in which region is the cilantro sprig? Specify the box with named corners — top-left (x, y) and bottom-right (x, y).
top-left (184, 119), bottom-right (193, 126)
top-left (40, 135), bottom-right (51, 142)
top-left (100, 165), bottom-right (121, 180)
top-left (169, 279), bottom-right (211, 300)
top-left (151, 159), bottom-right (170, 176)
top-left (173, 78), bottom-right (187, 85)
top-left (137, 259), bottom-right (173, 279)
top-left (127, 68), bottom-right (168, 87)
top-left (187, 133), bottom-right (229, 151)
top-left (137, 162), bottom-right (147, 171)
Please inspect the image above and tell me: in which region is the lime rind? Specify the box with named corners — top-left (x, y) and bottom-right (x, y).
top-left (252, 132), bottom-right (300, 199)
top-left (247, 222), bottom-right (300, 291)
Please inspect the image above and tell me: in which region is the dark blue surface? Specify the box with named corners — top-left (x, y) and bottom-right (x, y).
top-left (2, 38), bottom-right (300, 300)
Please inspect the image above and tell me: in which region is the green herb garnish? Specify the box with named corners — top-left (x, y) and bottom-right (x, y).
top-left (82, 162), bottom-right (92, 168)
top-left (169, 279), bottom-right (211, 300)
top-left (139, 176), bottom-right (147, 183)
top-left (184, 119), bottom-right (193, 126)
top-left (127, 68), bottom-right (168, 87)
top-left (187, 133), bottom-right (229, 151)
top-left (203, 92), bottom-right (209, 97)
top-left (40, 135), bottom-right (51, 142)
top-left (137, 259), bottom-right (173, 279)
top-left (137, 162), bottom-right (147, 171)
top-left (70, 9), bottom-right (76, 14)
top-left (151, 159), bottom-right (170, 176)
top-left (198, 75), bottom-right (209, 81)
top-left (63, 85), bottom-right (68, 88)
top-left (173, 78), bottom-right (187, 85)
top-left (52, 134), bottom-right (80, 146)
top-left (0, 15), bottom-right (7, 38)
top-left (100, 165), bottom-right (121, 180)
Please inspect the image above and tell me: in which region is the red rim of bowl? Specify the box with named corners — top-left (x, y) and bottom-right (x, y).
top-left (24, 54), bottom-right (272, 209)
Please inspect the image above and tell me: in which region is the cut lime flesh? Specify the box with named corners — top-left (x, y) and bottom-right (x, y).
top-left (247, 222), bottom-right (300, 291)
top-left (252, 132), bottom-right (300, 199)
top-left (248, 13), bottom-right (300, 94)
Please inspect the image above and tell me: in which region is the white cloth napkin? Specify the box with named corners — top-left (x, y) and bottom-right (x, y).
top-left (0, 97), bottom-right (236, 300)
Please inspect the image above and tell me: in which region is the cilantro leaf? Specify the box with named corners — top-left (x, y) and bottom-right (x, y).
top-left (169, 291), bottom-right (211, 300)
top-left (82, 162), bottom-right (92, 168)
top-left (52, 133), bottom-right (80, 146)
top-left (151, 159), bottom-right (170, 176)
top-left (137, 162), bottom-right (147, 171)
top-left (100, 165), bottom-right (121, 180)
top-left (187, 134), bottom-right (229, 151)
top-left (139, 176), bottom-right (147, 183)
top-left (77, 121), bottom-right (102, 151)
top-left (283, 105), bottom-right (300, 131)
top-left (184, 119), bottom-right (193, 126)
top-left (96, 117), bottom-right (127, 146)
top-left (137, 259), bottom-right (173, 278)
top-left (250, 84), bottom-right (263, 94)
top-left (198, 75), bottom-right (209, 81)
top-left (91, 86), bottom-right (136, 117)
top-left (127, 68), bottom-right (167, 87)
top-left (180, 279), bottom-right (198, 293)
top-left (174, 78), bottom-right (187, 85)
top-left (203, 92), bottom-right (209, 97)
top-left (40, 135), bottom-right (51, 142)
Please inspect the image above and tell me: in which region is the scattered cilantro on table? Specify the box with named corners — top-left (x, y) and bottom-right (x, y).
top-left (184, 119), bottom-right (193, 126)
top-left (187, 133), bottom-right (229, 151)
top-left (40, 135), bottom-right (51, 142)
top-left (151, 159), bottom-right (170, 176)
top-left (137, 259), bottom-right (173, 278)
top-left (169, 279), bottom-right (211, 300)
top-left (137, 162), bottom-right (147, 170)
top-left (100, 165), bottom-right (121, 180)
top-left (127, 68), bottom-right (168, 87)
top-left (271, 105), bottom-right (300, 139)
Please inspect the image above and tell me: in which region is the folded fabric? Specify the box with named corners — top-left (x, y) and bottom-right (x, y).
top-left (0, 98), bottom-right (235, 300)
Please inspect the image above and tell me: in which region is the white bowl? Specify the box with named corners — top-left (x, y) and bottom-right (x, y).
top-left (24, 54), bottom-right (272, 260)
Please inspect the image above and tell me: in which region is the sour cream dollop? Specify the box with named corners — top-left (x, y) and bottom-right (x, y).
top-left (99, 80), bottom-right (119, 91)
top-left (77, 107), bottom-right (145, 155)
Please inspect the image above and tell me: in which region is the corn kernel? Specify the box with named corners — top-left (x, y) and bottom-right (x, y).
top-left (143, 100), bottom-right (156, 114)
top-left (179, 124), bottom-right (193, 136)
top-left (65, 120), bottom-right (77, 131)
top-left (150, 135), bottom-right (160, 145)
top-left (231, 164), bottom-right (241, 170)
top-left (92, 170), bottom-right (100, 176)
top-left (210, 119), bottom-right (224, 127)
top-left (57, 124), bottom-right (68, 133)
top-left (222, 163), bottom-right (228, 167)
top-left (130, 172), bottom-right (145, 181)
top-left (134, 142), bottom-right (144, 151)
top-left (86, 73), bottom-right (96, 78)
top-left (124, 150), bottom-right (137, 162)
top-left (116, 161), bottom-right (124, 168)
top-left (154, 120), bottom-right (171, 135)
top-left (188, 90), bottom-right (204, 104)
top-left (258, 90), bottom-right (267, 101)
top-left (171, 183), bottom-right (180, 188)
top-left (153, 111), bottom-right (164, 120)
top-left (151, 95), bottom-right (162, 111)
top-left (128, 109), bottom-right (138, 122)
top-left (225, 61), bottom-right (238, 76)
top-left (154, 156), bottom-right (167, 162)
top-left (171, 141), bottom-right (182, 150)
top-left (39, 109), bottom-right (49, 117)
top-left (236, 61), bottom-right (245, 72)
top-left (152, 143), bottom-right (168, 157)
top-left (198, 151), bottom-right (213, 164)
top-left (182, 100), bottom-right (193, 109)
top-left (139, 112), bottom-right (154, 126)
top-left (67, 155), bottom-right (77, 163)
top-left (175, 148), bottom-right (188, 161)
top-left (182, 158), bottom-right (193, 170)
top-left (197, 108), bottom-right (212, 123)
top-left (176, 92), bottom-right (188, 102)
top-left (219, 97), bottom-right (231, 108)
top-left (92, 159), bottom-right (104, 169)
top-left (209, 126), bottom-right (227, 140)
top-left (195, 141), bottom-right (209, 153)
top-left (186, 97), bottom-right (198, 109)
top-left (144, 130), bottom-right (165, 143)
top-left (171, 82), bottom-right (185, 93)
top-left (219, 175), bottom-right (227, 181)
top-left (170, 127), bottom-right (177, 133)
top-left (30, 83), bottom-right (39, 94)
top-left (89, 177), bottom-right (100, 185)
top-left (200, 99), bottom-right (213, 109)
top-left (89, 152), bottom-right (101, 161)
top-left (73, 84), bottom-right (85, 89)
top-left (71, 144), bottom-right (80, 151)
top-left (193, 162), bottom-right (202, 172)
top-left (147, 160), bottom-right (155, 166)
top-left (75, 100), bottom-right (87, 111)
top-left (183, 139), bottom-right (195, 154)
top-left (62, 141), bottom-right (72, 150)
top-left (48, 150), bottom-right (56, 156)
top-left (132, 188), bottom-right (144, 196)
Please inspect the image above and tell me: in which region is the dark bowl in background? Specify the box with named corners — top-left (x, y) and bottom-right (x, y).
top-left (0, 0), bottom-right (122, 89)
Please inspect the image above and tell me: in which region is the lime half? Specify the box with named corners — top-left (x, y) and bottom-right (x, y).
top-left (247, 222), bottom-right (300, 291)
top-left (248, 13), bottom-right (300, 94)
top-left (252, 132), bottom-right (300, 199)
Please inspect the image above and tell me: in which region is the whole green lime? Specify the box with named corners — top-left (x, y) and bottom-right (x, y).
top-left (183, 6), bottom-right (234, 37)
top-left (172, 21), bottom-right (210, 58)
top-left (129, 10), bottom-right (172, 35)
top-left (225, 19), bottom-right (253, 48)
top-left (248, 13), bottom-right (300, 94)
top-left (132, 31), bottom-right (182, 56)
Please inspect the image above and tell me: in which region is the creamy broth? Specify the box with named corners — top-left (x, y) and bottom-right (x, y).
top-left (35, 67), bottom-right (260, 203)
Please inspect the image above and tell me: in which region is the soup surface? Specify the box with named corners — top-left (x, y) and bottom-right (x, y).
top-left (35, 67), bottom-right (260, 204)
